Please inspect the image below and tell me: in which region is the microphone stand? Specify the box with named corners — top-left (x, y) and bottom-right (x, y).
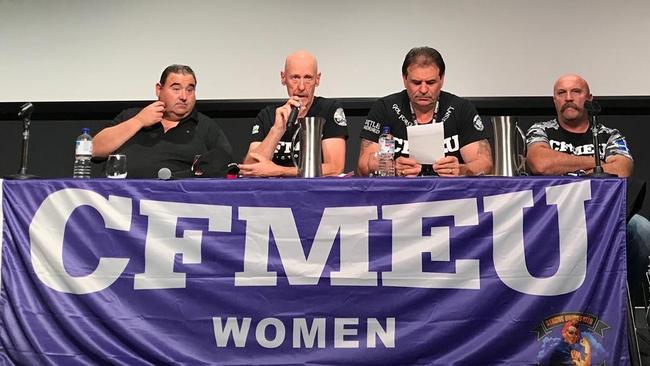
top-left (585, 100), bottom-right (614, 178)
top-left (5, 103), bottom-right (38, 180)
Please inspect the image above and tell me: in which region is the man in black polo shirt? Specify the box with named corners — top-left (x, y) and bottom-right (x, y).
top-left (358, 46), bottom-right (493, 177)
top-left (239, 50), bottom-right (348, 177)
top-left (93, 64), bottom-right (233, 178)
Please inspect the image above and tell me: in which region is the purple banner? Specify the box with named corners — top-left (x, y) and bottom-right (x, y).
top-left (0, 177), bottom-right (628, 365)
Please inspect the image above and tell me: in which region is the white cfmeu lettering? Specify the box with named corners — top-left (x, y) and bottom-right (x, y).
top-left (30, 189), bottom-right (132, 294)
top-left (235, 206), bottom-right (378, 287)
top-left (382, 198), bottom-right (480, 289)
top-left (134, 200), bottom-right (231, 290)
top-left (30, 182), bottom-right (592, 297)
top-left (484, 180), bottom-right (591, 295)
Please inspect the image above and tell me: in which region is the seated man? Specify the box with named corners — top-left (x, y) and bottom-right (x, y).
top-left (357, 46), bottom-right (493, 177)
top-left (93, 64), bottom-right (234, 178)
top-left (526, 73), bottom-right (650, 305)
top-left (239, 51), bottom-right (348, 177)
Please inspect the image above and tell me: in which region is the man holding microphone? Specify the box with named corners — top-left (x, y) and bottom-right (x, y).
top-left (239, 50), bottom-right (348, 177)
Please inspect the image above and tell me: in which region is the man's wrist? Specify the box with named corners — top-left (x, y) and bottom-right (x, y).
top-left (281, 165), bottom-right (298, 177)
top-left (270, 124), bottom-right (287, 137)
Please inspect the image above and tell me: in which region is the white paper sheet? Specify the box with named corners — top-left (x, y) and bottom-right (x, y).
top-left (406, 123), bottom-right (445, 164)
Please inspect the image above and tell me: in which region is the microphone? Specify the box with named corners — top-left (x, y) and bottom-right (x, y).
top-left (584, 100), bottom-right (601, 116)
top-left (157, 167), bottom-right (173, 180)
top-left (225, 163), bottom-right (240, 179)
top-left (18, 102), bottom-right (34, 120)
top-left (584, 99), bottom-right (613, 177)
top-left (287, 105), bottom-right (299, 128)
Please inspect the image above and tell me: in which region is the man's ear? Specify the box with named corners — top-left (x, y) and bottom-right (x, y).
top-left (280, 71), bottom-right (287, 86)
top-left (315, 72), bottom-right (321, 87)
top-left (155, 83), bottom-right (162, 98)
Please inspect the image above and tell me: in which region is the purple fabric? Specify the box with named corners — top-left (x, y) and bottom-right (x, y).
top-left (0, 177), bottom-right (628, 365)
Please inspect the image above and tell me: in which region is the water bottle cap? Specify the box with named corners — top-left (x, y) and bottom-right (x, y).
top-left (82, 128), bottom-right (90, 134)
top-left (382, 126), bottom-right (390, 134)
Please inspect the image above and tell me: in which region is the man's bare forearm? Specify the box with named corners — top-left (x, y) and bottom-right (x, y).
top-left (92, 118), bottom-right (143, 158)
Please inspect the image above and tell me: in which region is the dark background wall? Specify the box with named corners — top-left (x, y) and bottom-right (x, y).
top-left (1, 97), bottom-right (649, 218)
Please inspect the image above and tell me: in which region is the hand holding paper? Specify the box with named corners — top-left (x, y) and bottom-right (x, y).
top-left (406, 123), bottom-right (445, 164)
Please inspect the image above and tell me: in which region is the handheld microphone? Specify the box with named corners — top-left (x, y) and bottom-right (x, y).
top-left (157, 167), bottom-right (173, 180)
top-left (18, 102), bottom-right (34, 120)
top-left (287, 105), bottom-right (299, 128)
top-left (584, 100), bottom-right (601, 116)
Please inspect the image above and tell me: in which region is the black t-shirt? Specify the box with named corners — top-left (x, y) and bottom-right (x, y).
top-left (359, 90), bottom-right (489, 163)
top-left (250, 96), bottom-right (349, 167)
top-left (103, 107), bottom-right (234, 178)
top-left (526, 118), bottom-right (633, 161)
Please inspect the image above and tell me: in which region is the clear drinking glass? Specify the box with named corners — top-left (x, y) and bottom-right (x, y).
top-left (106, 154), bottom-right (127, 179)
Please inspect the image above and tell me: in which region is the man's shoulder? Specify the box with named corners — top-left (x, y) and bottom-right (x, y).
top-left (375, 90), bottom-right (407, 105)
top-left (111, 107), bottom-right (143, 125)
top-left (195, 110), bottom-right (220, 126)
top-left (598, 123), bottom-right (624, 136)
top-left (312, 97), bottom-right (347, 129)
top-left (530, 119), bottom-right (560, 130)
top-left (116, 107), bottom-right (142, 119)
top-left (253, 104), bottom-right (276, 122)
top-left (313, 96), bottom-right (340, 108)
top-left (439, 90), bottom-right (474, 108)
top-left (311, 96), bottom-right (343, 116)
top-left (368, 91), bottom-right (408, 118)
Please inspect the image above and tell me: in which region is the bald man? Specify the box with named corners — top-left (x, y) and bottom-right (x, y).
top-left (526, 74), bottom-right (650, 306)
top-left (526, 74), bottom-right (632, 177)
top-left (239, 51), bottom-right (348, 177)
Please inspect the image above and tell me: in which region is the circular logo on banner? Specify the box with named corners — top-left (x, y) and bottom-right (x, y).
top-left (473, 115), bottom-right (484, 131)
top-left (334, 108), bottom-right (347, 126)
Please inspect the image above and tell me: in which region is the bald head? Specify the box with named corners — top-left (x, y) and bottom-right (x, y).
top-left (552, 74), bottom-right (593, 129)
top-left (284, 50), bottom-right (319, 74)
top-left (554, 74), bottom-right (590, 95)
top-left (281, 50), bottom-right (321, 114)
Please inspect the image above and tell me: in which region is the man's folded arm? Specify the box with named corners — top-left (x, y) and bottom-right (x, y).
top-left (320, 137), bottom-right (346, 176)
top-left (93, 118), bottom-right (143, 158)
top-left (526, 142), bottom-right (596, 175)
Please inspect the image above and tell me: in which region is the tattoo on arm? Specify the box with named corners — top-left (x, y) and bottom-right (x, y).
top-left (360, 139), bottom-right (374, 148)
top-left (477, 139), bottom-right (492, 157)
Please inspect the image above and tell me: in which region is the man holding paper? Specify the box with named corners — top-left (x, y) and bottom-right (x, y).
top-left (357, 47), bottom-right (493, 177)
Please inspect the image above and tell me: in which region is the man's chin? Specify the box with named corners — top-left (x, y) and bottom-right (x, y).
top-left (297, 96), bottom-right (311, 106)
top-left (165, 109), bottom-right (191, 120)
top-left (413, 99), bottom-right (434, 108)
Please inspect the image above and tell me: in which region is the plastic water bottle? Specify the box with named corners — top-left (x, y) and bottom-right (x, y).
top-left (73, 128), bottom-right (93, 179)
top-left (377, 126), bottom-right (395, 177)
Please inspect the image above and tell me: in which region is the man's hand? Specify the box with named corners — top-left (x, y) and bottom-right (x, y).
top-left (579, 337), bottom-right (591, 353)
top-left (395, 156), bottom-right (421, 177)
top-left (433, 156), bottom-right (461, 176)
top-left (273, 97), bottom-right (302, 132)
top-left (134, 101), bottom-right (165, 127)
top-left (239, 152), bottom-right (287, 177)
